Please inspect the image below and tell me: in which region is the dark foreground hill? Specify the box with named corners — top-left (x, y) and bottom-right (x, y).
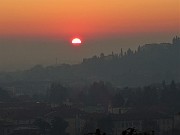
top-left (0, 37), bottom-right (180, 87)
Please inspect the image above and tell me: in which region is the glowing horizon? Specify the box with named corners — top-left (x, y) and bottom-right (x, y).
top-left (0, 0), bottom-right (179, 39)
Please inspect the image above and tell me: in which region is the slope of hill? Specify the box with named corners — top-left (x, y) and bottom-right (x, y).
top-left (0, 37), bottom-right (180, 87)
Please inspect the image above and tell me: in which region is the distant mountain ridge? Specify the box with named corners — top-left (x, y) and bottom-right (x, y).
top-left (0, 37), bottom-right (180, 87)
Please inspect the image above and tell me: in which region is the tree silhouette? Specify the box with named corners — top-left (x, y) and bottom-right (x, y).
top-left (120, 48), bottom-right (124, 57)
top-left (170, 80), bottom-right (176, 90)
top-left (51, 117), bottom-right (68, 135)
top-left (87, 81), bottom-right (111, 105)
top-left (97, 116), bottom-right (114, 134)
top-left (0, 87), bottom-right (11, 101)
top-left (33, 118), bottom-right (50, 134)
top-left (112, 92), bottom-right (124, 107)
top-left (48, 82), bottom-right (69, 104)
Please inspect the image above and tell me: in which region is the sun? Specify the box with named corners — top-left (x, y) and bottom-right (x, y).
top-left (72, 38), bottom-right (82, 46)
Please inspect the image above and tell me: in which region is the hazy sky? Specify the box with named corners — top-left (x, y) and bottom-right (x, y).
top-left (0, 0), bottom-right (179, 71)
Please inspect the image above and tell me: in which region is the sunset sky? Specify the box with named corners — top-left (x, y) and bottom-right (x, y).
top-left (0, 0), bottom-right (179, 71)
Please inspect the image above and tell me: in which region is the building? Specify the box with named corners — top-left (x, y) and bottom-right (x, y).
top-left (111, 110), bottom-right (173, 135)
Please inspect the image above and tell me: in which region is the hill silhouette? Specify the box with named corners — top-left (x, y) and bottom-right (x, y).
top-left (0, 36), bottom-right (179, 87)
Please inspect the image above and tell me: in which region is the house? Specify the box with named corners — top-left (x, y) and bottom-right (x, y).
top-left (45, 105), bottom-right (86, 135)
top-left (111, 110), bottom-right (173, 135)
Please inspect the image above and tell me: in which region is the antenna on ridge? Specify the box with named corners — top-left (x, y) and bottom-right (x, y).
top-left (55, 57), bottom-right (58, 66)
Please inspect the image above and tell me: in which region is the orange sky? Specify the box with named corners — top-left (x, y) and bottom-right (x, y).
top-left (0, 0), bottom-right (179, 39)
top-left (0, 0), bottom-right (179, 71)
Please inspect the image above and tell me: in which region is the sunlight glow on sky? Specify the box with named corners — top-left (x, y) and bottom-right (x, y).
top-left (0, 0), bottom-right (179, 71)
top-left (0, 0), bottom-right (179, 39)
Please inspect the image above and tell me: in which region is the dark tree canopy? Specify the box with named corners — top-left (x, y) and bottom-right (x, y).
top-left (48, 82), bottom-right (69, 104)
top-left (51, 117), bottom-right (69, 135)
